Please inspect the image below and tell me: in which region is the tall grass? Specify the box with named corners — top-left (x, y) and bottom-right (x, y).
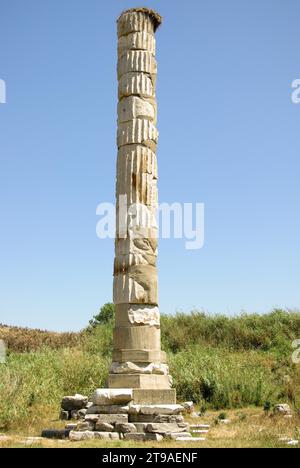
top-left (0, 309), bottom-right (300, 431)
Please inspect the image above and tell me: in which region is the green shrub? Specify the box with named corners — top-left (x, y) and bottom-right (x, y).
top-left (89, 303), bottom-right (115, 327)
top-left (1, 308), bottom-right (300, 431)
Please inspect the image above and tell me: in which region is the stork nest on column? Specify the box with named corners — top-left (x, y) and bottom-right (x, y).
top-left (117, 7), bottom-right (162, 31)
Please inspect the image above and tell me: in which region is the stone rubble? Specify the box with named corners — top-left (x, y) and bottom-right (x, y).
top-left (273, 404), bottom-right (292, 416)
top-left (55, 391), bottom-right (200, 442)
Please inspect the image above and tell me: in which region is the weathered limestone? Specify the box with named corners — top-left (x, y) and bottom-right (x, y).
top-left (87, 405), bottom-right (129, 414)
top-left (61, 394), bottom-right (88, 411)
top-left (117, 119), bottom-right (158, 150)
top-left (93, 422), bottom-right (114, 432)
top-left (118, 32), bottom-right (156, 55)
top-left (75, 421), bottom-right (95, 432)
top-left (124, 433), bottom-right (163, 442)
top-left (118, 73), bottom-right (155, 99)
top-left (128, 404), bottom-right (184, 416)
top-left (182, 401), bottom-right (195, 414)
top-left (69, 431), bottom-right (95, 441)
top-left (113, 326), bottom-right (161, 350)
top-left (113, 349), bottom-right (167, 363)
top-left (94, 432), bottom-right (120, 440)
top-left (151, 414), bottom-right (184, 424)
top-left (146, 423), bottom-right (189, 434)
top-left (115, 305), bottom-right (160, 327)
top-left (113, 268), bottom-right (158, 304)
top-left (117, 9), bottom-right (162, 37)
top-left (110, 362), bottom-right (169, 375)
top-left (96, 414), bottom-right (128, 425)
top-left (91, 389), bottom-right (133, 406)
top-left (118, 97), bottom-right (156, 123)
top-left (108, 373), bottom-right (171, 389)
top-left (118, 51), bottom-right (157, 79)
top-left (273, 404), bottom-right (292, 416)
top-left (59, 394), bottom-right (90, 421)
top-left (115, 422), bottom-right (137, 434)
top-left (116, 145), bottom-right (158, 207)
top-left (69, 431), bottom-right (120, 441)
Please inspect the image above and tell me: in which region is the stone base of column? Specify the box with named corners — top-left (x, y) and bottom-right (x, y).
top-left (107, 373), bottom-right (171, 389)
top-left (113, 349), bottom-right (167, 363)
top-left (54, 390), bottom-right (203, 443)
top-left (132, 389), bottom-right (176, 404)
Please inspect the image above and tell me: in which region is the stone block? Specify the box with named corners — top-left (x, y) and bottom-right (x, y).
top-left (69, 431), bottom-right (95, 441)
top-left (70, 410), bottom-right (79, 420)
top-left (115, 304), bottom-right (160, 328)
top-left (182, 401), bottom-right (195, 414)
top-left (94, 432), bottom-right (120, 440)
top-left (146, 422), bottom-right (189, 434)
top-left (116, 145), bottom-right (158, 208)
top-left (129, 404), bottom-right (184, 416)
top-left (129, 413), bottom-right (183, 423)
top-left (123, 432), bottom-right (163, 442)
top-left (113, 348), bottom-right (167, 363)
top-left (115, 422), bottom-right (137, 434)
top-left (118, 96), bottom-right (155, 123)
top-left (132, 389), bottom-right (176, 405)
top-left (113, 266), bottom-right (158, 304)
top-left (118, 32), bottom-right (156, 55)
top-left (117, 119), bottom-right (158, 151)
top-left (87, 405), bottom-right (129, 414)
top-left (118, 72), bottom-right (155, 99)
top-left (113, 326), bottom-right (161, 350)
top-left (108, 373), bottom-right (171, 390)
top-left (110, 361), bottom-right (169, 375)
top-left (114, 244), bottom-right (158, 275)
top-left (91, 388), bottom-right (133, 406)
top-left (133, 388), bottom-right (176, 404)
top-left (118, 51), bottom-right (157, 79)
top-left (153, 414), bottom-right (184, 424)
top-left (95, 422), bottom-right (114, 432)
top-left (273, 404), bottom-right (292, 416)
top-left (117, 11), bottom-right (156, 38)
top-left (96, 414), bottom-right (128, 425)
top-left (84, 414), bottom-right (100, 423)
top-left (117, 144), bottom-right (157, 179)
top-left (166, 432), bottom-right (193, 440)
top-left (129, 414), bottom-right (158, 423)
top-left (133, 422), bottom-right (147, 432)
top-left (75, 421), bottom-right (95, 431)
top-left (65, 423), bottom-right (77, 430)
top-left (61, 394), bottom-right (88, 411)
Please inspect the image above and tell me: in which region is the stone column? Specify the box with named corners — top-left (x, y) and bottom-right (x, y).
top-left (109, 8), bottom-right (174, 400)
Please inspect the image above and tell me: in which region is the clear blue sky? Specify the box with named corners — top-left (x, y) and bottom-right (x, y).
top-left (0, 0), bottom-right (299, 331)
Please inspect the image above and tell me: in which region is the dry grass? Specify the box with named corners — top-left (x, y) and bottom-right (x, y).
top-left (0, 408), bottom-right (299, 449)
top-left (0, 324), bottom-right (81, 352)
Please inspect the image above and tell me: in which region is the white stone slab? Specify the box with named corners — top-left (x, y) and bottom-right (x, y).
top-left (91, 388), bottom-right (133, 406)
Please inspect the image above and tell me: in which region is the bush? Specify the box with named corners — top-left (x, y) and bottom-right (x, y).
top-left (89, 303), bottom-right (115, 327)
top-left (1, 308), bottom-right (300, 430)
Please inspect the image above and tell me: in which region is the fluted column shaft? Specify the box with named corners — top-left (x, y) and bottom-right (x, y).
top-left (108, 8), bottom-right (171, 390)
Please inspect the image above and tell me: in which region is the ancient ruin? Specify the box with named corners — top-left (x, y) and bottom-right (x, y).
top-left (110, 7), bottom-right (173, 397)
top-left (56, 8), bottom-right (197, 442)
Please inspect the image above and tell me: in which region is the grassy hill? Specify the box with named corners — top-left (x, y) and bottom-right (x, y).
top-left (1, 308), bottom-right (300, 432)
